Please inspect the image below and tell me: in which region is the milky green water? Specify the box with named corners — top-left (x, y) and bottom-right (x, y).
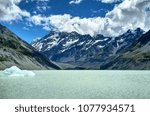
top-left (0, 70), bottom-right (150, 99)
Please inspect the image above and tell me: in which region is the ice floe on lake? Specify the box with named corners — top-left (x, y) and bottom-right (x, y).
top-left (1, 66), bottom-right (35, 77)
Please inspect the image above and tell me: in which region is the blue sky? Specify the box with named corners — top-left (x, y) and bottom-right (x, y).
top-left (0, 0), bottom-right (150, 43)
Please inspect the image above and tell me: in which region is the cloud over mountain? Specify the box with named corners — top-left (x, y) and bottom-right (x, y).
top-left (105, 0), bottom-right (150, 34)
top-left (28, 0), bottom-right (150, 37)
top-left (0, 0), bottom-right (150, 37)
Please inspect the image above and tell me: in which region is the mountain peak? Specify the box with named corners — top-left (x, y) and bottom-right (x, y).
top-left (119, 28), bottom-right (144, 38)
top-left (69, 31), bottom-right (80, 35)
top-left (126, 28), bottom-right (143, 34)
top-left (134, 28), bottom-right (144, 33)
top-left (137, 29), bottom-right (150, 45)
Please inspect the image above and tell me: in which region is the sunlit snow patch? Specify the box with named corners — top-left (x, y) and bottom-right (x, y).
top-left (2, 66), bottom-right (35, 77)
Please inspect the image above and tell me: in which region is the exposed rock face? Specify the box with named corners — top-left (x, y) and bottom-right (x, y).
top-left (0, 24), bottom-right (61, 70)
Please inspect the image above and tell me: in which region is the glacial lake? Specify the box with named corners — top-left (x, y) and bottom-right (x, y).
top-left (0, 70), bottom-right (150, 99)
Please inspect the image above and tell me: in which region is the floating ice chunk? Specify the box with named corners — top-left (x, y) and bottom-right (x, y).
top-left (3, 66), bottom-right (35, 77)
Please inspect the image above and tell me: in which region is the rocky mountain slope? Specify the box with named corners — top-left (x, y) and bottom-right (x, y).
top-left (101, 30), bottom-right (150, 70)
top-left (0, 24), bottom-right (61, 70)
top-left (32, 28), bottom-right (144, 69)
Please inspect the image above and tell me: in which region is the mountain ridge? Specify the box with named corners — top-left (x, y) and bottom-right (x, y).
top-left (32, 28), bottom-right (145, 69)
top-left (100, 29), bottom-right (150, 70)
top-left (0, 24), bottom-right (61, 70)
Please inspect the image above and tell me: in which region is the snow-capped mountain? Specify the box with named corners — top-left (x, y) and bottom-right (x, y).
top-left (101, 29), bottom-right (150, 70)
top-left (32, 28), bottom-right (144, 69)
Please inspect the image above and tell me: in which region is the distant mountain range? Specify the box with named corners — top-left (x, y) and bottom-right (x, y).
top-left (32, 28), bottom-right (150, 69)
top-left (0, 24), bottom-right (61, 70)
top-left (0, 22), bottom-right (149, 70)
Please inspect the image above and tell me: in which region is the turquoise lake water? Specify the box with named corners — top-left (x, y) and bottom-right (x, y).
top-left (0, 70), bottom-right (150, 99)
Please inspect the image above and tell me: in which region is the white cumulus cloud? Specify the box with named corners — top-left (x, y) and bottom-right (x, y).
top-left (1, 0), bottom-right (150, 37)
top-left (0, 0), bottom-right (30, 22)
top-left (104, 0), bottom-right (150, 35)
top-left (28, 14), bottom-right (106, 36)
top-left (29, 0), bottom-right (150, 37)
top-left (49, 14), bottom-right (106, 36)
top-left (100, 0), bottom-right (123, 3)
top-left (69, 0), bottom-right (83, 4)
